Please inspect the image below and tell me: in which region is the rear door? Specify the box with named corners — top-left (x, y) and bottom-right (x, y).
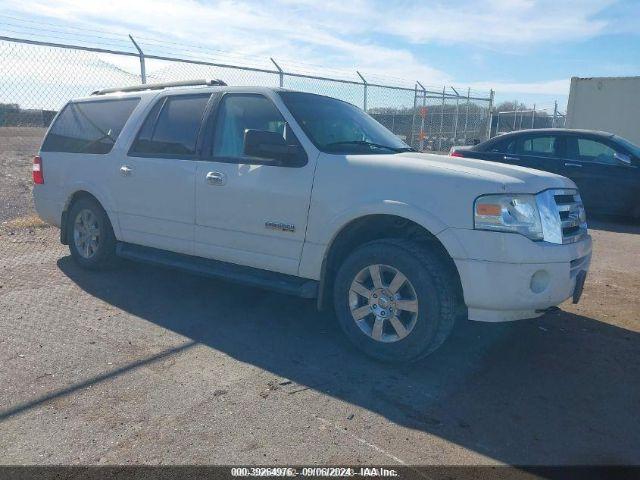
top-left (562, 135), bottom-right (639, 215)
top-left (112, 93), bottom-right (211, 255)
top-left (509, 133), bottom-right (565, 175)
top-left (475, 133), bottom-right (565, 175)
top-left (466, 136), bottom-right (516, 162)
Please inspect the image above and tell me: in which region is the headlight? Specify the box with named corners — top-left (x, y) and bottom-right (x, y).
top-left (474, 194), bottom-right (543, 240)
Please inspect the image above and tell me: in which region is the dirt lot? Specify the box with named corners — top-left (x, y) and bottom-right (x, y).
top-left (0, 130), bottom-right (639, 465)
top-left (0, 128), bottom-right (45, 223)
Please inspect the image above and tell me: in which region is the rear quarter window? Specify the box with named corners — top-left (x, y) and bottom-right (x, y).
top-left (485, 137), bottom-right (515, 153)
top-left (42, 98), bottom-right (140, 154)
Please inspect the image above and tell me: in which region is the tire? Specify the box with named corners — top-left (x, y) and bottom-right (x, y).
top-left (66, 197), bottom-right (117, 270)
top-left (333, 238), bottom-right (459, 363)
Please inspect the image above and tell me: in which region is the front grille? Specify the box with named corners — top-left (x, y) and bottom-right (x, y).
top-left (553, 190), bottom-right (587, 244)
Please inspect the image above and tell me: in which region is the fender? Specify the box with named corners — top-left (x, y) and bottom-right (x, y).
top-left (305, 200), bottom-right (466, 310)
top-left (300, 199), bottom-right (454, 281)
top-left (326, 200), bottom-right (450, 241)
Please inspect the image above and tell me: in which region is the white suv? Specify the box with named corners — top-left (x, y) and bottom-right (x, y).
top-left (33, 80), bottom-right (592, 362)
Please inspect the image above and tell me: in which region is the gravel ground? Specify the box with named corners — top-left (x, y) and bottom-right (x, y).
top-left (0, 128), bottom-right (45, 223)
top-left (0, 129), bottom-right (639, 465)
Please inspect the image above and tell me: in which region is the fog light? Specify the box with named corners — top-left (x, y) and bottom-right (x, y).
top-left (530, 270), bottom-right (550, 294)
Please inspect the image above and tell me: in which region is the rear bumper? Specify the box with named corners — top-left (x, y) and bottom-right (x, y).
top-left (441, 229), bottom-right (592, 322)
top-left (33, 186), bottom-right (62, 227)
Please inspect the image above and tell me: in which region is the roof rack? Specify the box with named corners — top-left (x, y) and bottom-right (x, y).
top-left (91, 79), bottom-right (227, 96)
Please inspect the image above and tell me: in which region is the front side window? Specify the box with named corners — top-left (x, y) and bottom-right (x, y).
top-left (211, 94), bottom-right (290, 158)
top-left (131, 94), bottom-right (210, 156)
top-left (279, 92), bottom-right (412, 155)
top-left (575, 138), bottom-right (618, 165)
top-left (517, 136), bottom-right (558, 157)
top-left (42, 98), bottom-right (140, 154)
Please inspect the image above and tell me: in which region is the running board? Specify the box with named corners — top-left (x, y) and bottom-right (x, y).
top-left (116, 242), bottom-right (318, 299)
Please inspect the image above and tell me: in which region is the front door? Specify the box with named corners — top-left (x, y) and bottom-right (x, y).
top-left (113, 93), bottom-right (211, 254)
top-left (194, 93), bottom-right (316, 275)
top-left (562, 135), bottom-right (640, 215)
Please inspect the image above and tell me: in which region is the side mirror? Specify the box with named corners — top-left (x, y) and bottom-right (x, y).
top-left (614, 151), bottom-right (632, 165)
top-left (244, 129), bottom-right (303, 165)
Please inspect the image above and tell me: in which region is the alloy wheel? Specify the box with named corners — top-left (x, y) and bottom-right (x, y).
top-left (73, 209), bottom-right (100, 259)
top-left (348, 264), bottom-right (419, 343)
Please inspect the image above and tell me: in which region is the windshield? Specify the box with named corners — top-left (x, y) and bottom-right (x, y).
top-left (613, 135), bottom-right (640, 158)
top-left (279, 92), bottom-right (412, 154)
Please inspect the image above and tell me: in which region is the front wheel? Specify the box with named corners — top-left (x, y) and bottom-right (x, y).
top-left (333, 239), bottom-right (460, 363)
top-left (67, 197), bottom-right (117, 269)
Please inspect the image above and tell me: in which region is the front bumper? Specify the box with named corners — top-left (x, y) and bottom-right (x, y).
top-left (440, 229), bottom-right (592, 322)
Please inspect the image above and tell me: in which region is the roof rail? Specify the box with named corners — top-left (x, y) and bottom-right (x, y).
top-left (91, 79), bottom-right (227, 96)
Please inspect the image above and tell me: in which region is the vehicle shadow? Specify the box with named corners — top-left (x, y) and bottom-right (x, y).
top-left (58, 257), bottom-right (640, 465)
top-left (588, 214), bottom-right (640, 234)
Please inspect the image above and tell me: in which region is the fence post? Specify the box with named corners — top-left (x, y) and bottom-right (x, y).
top-left (552, 100), bottom-right (558, 128)
top-left (519, 106), bottom-right (524, 130)
top-left (463, 87), bottom-right (470, 142)
top-left (531, 104), bottom-right (536, 128)
top-left (417, 81), bottom-right (427, 151)
top-left (129, 34), bottom-right (146, 84)
top-left (451, 86), bottom-right (459, 143)
top-left (486, 89), bottom-right (494, 139)
top-left (513, 99), bottom-right (517, 130)
top-left (438, 86), bottom-right (445, 151)
top-left (411, 84), bottom-right (418, 148)
top-left (356, 71), bottom-right (367, 111)
top-left (270, 58), bottom-right (284, 88)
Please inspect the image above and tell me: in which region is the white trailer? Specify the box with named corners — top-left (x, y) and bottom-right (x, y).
top-left (566, 76), bottom-right (640, 145)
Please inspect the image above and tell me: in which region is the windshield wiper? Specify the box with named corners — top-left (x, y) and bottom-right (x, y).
top-left (325, 140), bottom-right (414, 153)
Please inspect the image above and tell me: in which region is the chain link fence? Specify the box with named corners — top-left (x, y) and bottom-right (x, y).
top-left (0, 35), bottom-right (493, 152)
top-left (493, 103), bottom-right (566, 136)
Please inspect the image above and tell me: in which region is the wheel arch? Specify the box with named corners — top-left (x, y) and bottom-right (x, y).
top-left (60, 190), bottom-right (119, 245)
top-left (317, 213), bottom-right (463, 311)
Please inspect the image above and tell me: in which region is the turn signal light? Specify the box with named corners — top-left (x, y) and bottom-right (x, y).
top-left (32, 155), bottom-right (44, 184)
top-left (476, 203), bottom-right (502, 216)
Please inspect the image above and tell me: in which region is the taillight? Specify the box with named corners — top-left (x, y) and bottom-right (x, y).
top-left (32, 155), bottom-right (44, 184)
top-left (450, 150), bottom-right (464, 158)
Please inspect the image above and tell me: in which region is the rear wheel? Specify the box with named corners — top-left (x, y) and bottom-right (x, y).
top-left (333, 239), bottom-right (459, 363)
top-left (67, 197), bottom-right (117, 269)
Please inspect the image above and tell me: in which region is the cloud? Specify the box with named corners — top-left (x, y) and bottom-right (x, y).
top-left (378, 0), bottom-right (616, 47)
top-left (470, 78), bottom-right (570, 96)
top-left (0, 0), bottom-right (632, 99)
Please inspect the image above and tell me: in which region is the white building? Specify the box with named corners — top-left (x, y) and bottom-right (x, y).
top-left (566, 76), bottom-right (640, 145)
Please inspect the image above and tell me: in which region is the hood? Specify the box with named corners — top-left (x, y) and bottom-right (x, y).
top-left (392, 152), bottom-right (576, 194)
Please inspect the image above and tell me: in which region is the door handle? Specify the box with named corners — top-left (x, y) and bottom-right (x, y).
top-left (504, 155), bottom-right (519, 161)
top-left (120, 165), bottom-right (132, 176)
top-left (206, 171), bottom-right (226, 186)
top-left (564, 162), bottom-right (582, 168)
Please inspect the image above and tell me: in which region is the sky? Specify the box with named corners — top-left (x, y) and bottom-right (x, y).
top-left (1, 0), bottom-right (639, 113)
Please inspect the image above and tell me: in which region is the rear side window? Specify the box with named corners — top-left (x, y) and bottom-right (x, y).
top-left (517, 136), bottom-right (559, 157)
top-left (42, 98), bottom-right (140, 154)
top-left (131, 94), bottom-right (210, 156)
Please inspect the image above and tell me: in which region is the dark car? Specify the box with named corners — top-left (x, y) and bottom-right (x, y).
top-left (450, 129), bottom-right (640, 218)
